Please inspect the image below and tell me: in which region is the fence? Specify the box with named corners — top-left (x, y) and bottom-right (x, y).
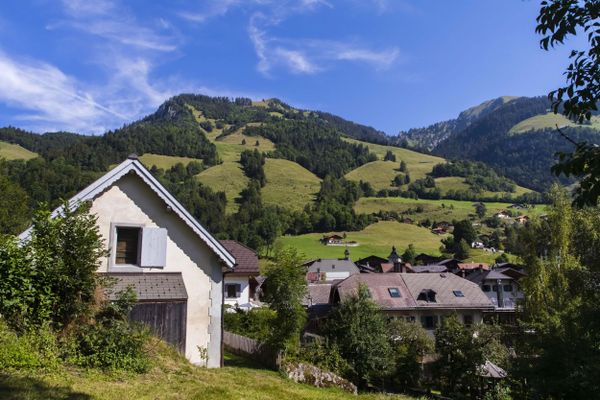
top-left (223, 331), bottom-right (282, 369)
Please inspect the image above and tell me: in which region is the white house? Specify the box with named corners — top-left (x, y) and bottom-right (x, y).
top-left (20, 156), bottom-right (236, 367)
top-left (220, 240), bottom-right (261, 309)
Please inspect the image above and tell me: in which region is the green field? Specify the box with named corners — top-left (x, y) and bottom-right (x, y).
top-left (0, 344), bottom-right (411, 400)
top-left (354, 197), bottom-right (545, 222)
top-left (509, 112), bottom-right (600, 135)
top-left (138, 153), bottom-right (202, 170)
top-left (434, 176), bottom-right (533, 197)
top-left (343, 138), bottom-right (444, 187)
top-left (263, 159), bottom-right (321, 212)
top-left (0, 141), bottom-right (37, 161)
top-left (196, 162), bottom-right (249, 213)
top-left (278, 221), bottom-right (448, 261)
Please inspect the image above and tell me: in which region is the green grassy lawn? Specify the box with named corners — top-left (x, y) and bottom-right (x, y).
top-left (138, 153), bottom-right (202, 170)
top-left (345, 161), bottom-right (405, 191)
top-left (0, 141), bottom-right (37, 161)
top-left (278, 221), bottom-right (448, 261)
top-left (354, 197), bottom-right (546, 223)
top-left (0, 344), bottom-right (412, 400)
top-left (342, 137), bottom-right (444, 185)
top-left (263, 159), bottom-right (321, 212)
top-left (196, 162), bottom-right (249, 213)
top-left (509, 112), bottom-right (600, 135)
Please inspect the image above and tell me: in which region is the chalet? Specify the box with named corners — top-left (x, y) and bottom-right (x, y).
top-left (304, 252), bottom-right (360, 282)
top-left (432, 221), bottom-right (451, 230)
top-left (467, 267), bottom-right (525, 324)
top-left (332, 273), bottom-right (493, 333)
top-left (20, 156), bottom-right (235, 367)
top-left (220, 240), bottom-right (261, 310)
top-left (455, 263), bottom-right (490, 277)
top-left (514, 215), bottom-right (530, 224)
top-left (415, 253), bottom-right (446, 265)
top-left (494, 211), bottom-right (511, 219)
top-left (431, 227), bottom-right (448, 235)
top-left (320, 234), bottom-right (344, 245)
top-left (356, 255), bottom-right (388, 272)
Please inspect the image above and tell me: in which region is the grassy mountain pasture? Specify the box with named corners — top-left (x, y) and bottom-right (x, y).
top-left (196, 162), bottom-right (249, 213)
top-left (343, 137), bottom-right (444, 184)
top-left (0, 141), bottom-right (37, 161)
top-left (278, 221), bottom-right (447, 261)
top-left (138, 153), bottom-right (202, 170)
top-left (345, 160), bottom-right (404, 190)
top-left (509, 112), bottom-right (600, 135)
top-left (355, 197), bottom-right (546, 222)
top-left (263, 159), bottom-right (321, 211)
top-left (434, 177), bottom-right (534, 197)
top-left (0, 343), bottom-right (411, 400)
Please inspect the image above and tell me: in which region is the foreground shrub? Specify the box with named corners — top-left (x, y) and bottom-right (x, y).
top-left (224, 307), bottom-right (275, 342)
top-left (0, 320), bottom-right (59, 370)
top-left (69, 318), bottom-right (151, 373)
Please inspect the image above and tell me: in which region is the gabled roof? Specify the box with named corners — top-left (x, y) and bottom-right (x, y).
top-left (19, 157), bottom-right (235, 269)
top-left (220, 240), bottom-right (259, 274)
top-left (335, 273), bottom-right (493, 311)
top-left (306, 259), bottom-right (360, 274)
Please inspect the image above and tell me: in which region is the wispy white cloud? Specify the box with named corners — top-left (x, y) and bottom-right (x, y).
top-left (177, 0), bottom-right (243, 23)
top-left (0, 51), bottom-right (125, 133)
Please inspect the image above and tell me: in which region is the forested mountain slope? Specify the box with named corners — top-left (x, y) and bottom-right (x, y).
top-left (397, 96), bottom-right (600, 192)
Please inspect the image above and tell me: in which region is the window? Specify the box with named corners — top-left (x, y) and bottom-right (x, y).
top-left (113, 226), bottom-right (167, 268)
top-left (463, 314), bottom-right (474, 327)
top-left (453, 290), bottom-right (465, 297)
top-left (115, 227), bottom-right (141, 265)
top-left (492, 285), bottom-right (499, 292)
top-left (406, 316), bottom-right (416, 323)
top-left (503, 284), bottom-right (513, 292)
top-left (225, 284), bottom-right (241, 299)
top-left (482, 285), bottom-right (491, 292)
top-left (421, 315), bottom-right (438, 330)
top-left (388, 287), bottom-right (401, 298)
top-left (417, 289), bottom-right (436, 302)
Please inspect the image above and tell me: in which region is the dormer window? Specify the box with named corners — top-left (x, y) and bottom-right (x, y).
top-left (417, 289), bottom-right (436, 302)
top-left (388, 288), bottom-right (401, 298)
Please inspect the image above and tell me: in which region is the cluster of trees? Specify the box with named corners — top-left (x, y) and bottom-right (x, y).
top-left (441, 219), bottom-right (478, 259)
top-left (240, 149), bottom-right (267, 187)
top-left (431, 160), bottom-right (517, 193)
top-left (0, 203), bottom-right (150, 372)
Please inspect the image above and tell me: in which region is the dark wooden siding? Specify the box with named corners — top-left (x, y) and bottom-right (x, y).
top-left (129, 301), bottom-right (187, 352)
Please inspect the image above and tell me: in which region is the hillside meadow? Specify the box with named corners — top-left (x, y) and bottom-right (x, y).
top-left (0, 341), bottom-right (413, 400)
top-left (277, 221), bottom-right (447, 261)
top-left (0, 141), bottom-right (37, 161)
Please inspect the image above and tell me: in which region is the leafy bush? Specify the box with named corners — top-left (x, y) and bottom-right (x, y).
top-left (0, 320), bottom-right (59, 370)
top-left (69, 319), bottom-right (151, 373)
top-left (224, 307), bottom-right (276, 342)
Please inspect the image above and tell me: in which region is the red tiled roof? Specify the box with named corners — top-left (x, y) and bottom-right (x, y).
top-left (220, 240), bottom-right (260, 274)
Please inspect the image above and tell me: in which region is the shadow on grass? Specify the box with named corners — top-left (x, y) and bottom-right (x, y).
top-left (223, 350), bottom-right (270, 370)
top-left (0, 374), bottom-right (92, 400)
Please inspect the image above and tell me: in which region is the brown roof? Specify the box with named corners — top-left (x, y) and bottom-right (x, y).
top-left (335, 273), bottom-right (493, 311)
top-left (457, 263), bottom-right (490, 271)
top-left (220, 240), bottom-right (260, 274)
top-left (303, 284), bottom-right (333, 306)
top-left (102, 273), bottom-right (188, 301)
top-left (335, 274), bottom-right (417, 310)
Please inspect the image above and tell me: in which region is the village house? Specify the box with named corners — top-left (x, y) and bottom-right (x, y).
top-left (467, 267), bottom-right (525, 323)
top-left (320, 234), bottom-right (344, 245)
top-left (20, 156), bottom-right (236, 367)
top-left (220, 240), bottom-right (261, 310)
top-left (494, 211), bottom-right (511, 219)
top-left (304, 249), bottom-right (360, 282)
top-left (514, 215), bottom-right (530, 224)
top-left (331, 273), bottom-right (494, 333)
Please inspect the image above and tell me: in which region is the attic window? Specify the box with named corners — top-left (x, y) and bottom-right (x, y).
top-left (116, 227), bottom-right (141, 265)
top-left (453, 290), bottom-right (465, 297)
top-left (388, 288), bottom-right (401, 298)
top-left (417, 289), bottom-right (436, 302)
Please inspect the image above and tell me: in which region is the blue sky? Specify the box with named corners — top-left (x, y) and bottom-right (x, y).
top-left (0, 0), bottom-right (584, 135)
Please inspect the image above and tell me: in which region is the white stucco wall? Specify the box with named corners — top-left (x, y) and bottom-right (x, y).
top-left (387, 309), bottom-right (485, 335)
top-left (90, 174), bottom-right (224, 367)
top-left (224, 276), bottom-right (250, 306)
top-left (481, 279), bottom-right (524, 309)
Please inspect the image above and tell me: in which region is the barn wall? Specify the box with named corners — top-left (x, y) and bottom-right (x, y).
top-left (90, 174), bottom-right (224, 367)
top-left (130, 301), bottom-right (187, 352)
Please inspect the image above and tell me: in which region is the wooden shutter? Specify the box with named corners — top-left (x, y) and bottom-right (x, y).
top-left (140, 227), bottom-right (167, 268)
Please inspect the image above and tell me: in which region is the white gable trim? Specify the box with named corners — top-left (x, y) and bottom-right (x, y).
top-left (18, 157), bottom-right (236, 269)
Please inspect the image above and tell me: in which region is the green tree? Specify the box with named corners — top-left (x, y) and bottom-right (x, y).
top-left (402, 244), bottom-right (417, 264)
top-left (536, 0), bottom-right (600, 206)
top-left (475, 202), bottom-right (487, 219)
top-left (399, 160), bottom-right (407, 172)
top-left (0, 173), bottom-right (30, 235)
top-left (453, 219), bottom-right (478, 245)
top-left (384, 150), bottom-right (396, 162)
top-left (262, 247), bottom-right (307, 353)
top-left (387, 318), bottom-right (434, 390)
top-left (326, 284), bottom-right (392, 388)
top-left (454, 238), bottom-right (471, 260)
